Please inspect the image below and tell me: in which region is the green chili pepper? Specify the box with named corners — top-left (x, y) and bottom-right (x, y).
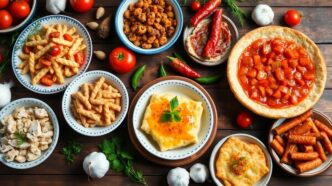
top-left (131, 65), bottom-right (146, 91)
top-left (159, 63), bottom-right (167, 77)
top-left (195, 74), bottom-right (222, 84)
top-left (173, 53), bottom-right (186, 64)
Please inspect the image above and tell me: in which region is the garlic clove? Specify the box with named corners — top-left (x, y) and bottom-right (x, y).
top-left (86, 22), bottom-right (99, 30)
top-left (189, 163), bottom-right (209, 183)
top-left (94, 51), bottom-right (106, 60)
top-left (96, 7), bottom-right (105, 20)
top-left (0, 81), bottom-right (13, 108)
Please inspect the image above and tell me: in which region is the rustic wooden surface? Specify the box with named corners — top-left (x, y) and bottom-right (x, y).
top-left (0, 0), bottom-right (332, 185)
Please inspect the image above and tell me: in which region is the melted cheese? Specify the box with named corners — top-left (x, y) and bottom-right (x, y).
top-left (141, 94), bottom-right (203, 151)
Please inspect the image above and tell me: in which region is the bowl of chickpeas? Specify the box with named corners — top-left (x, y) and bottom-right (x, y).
top-left (115, 0), bottom-right (183, 55)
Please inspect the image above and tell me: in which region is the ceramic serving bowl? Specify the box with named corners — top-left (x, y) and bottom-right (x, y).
top-left (62, 70), bottom-right (129, 137)
top-left (0, 0), bottom-right (37, 33)
top-left (183, 15), bottom-right (239, 66)
top-left (0, 98), bottom-right (59, 169)
top-left (128, 76), bottom-right (217, 163)
top-left (210, 133), bottom-right (273, 186)
top-left (12, 15), bottom-right (93, 94)
top-left (268, 109), bottom-right (332, 177)
top-left (115, 0), bottom-right (183, 55)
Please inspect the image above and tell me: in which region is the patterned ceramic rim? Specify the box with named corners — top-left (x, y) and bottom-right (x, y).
top-left (62, 70), bottom-right (129, 137)
top-left (115, 0), bottom-right (183, 55)
top-left (12, 15), bottom-right (93, 94)
top-left (132, 79), bottom-right (214, 160)
top-left (0, 98), bottom-right (59, 169)
top-left (209, 133), bottom-right (273, 186)
top-left (268, 109), bottom-right (332, 177)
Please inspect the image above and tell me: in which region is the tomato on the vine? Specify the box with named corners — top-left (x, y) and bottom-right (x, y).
top-left (0, 0), bottom-right (9, 9)
top-left (236, 111), bottom-right (253, 128)
top-left (0, 10), bottom-right (13, 29)
top-left (109, 47), bottom-right (136, 74)
top-left (70, 0), bottom-right (94, 13)
top-left (191, 1), bottom-right (201, 12)
top-left (9, 1), bottom-right (31, 19)
top-left (284, 9), bottom-right (302, 27)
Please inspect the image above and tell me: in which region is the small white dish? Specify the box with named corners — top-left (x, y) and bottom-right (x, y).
top-left (12, 15), bottom-right (93, 94)
top-left (0, 98), bottom-right (59, 169)
top-left (132, 78), bottom-right (215, 160)
top-left (209, 133), bottom-right (273, 186)
top-left (115, 0), bottom-right (183, 55)
top-left (183, 15), bottom-right (238, 66)
top-left (62, 70), bottom-right (129, 137)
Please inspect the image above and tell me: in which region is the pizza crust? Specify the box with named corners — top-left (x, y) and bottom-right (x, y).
top-left (227, 26), bottom-right (326, 118)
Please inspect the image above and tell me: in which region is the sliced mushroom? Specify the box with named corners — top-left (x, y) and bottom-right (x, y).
top-left (5, 149), bottom-right (19, 162)
top-left (29, 120), bottom-right (42, 137)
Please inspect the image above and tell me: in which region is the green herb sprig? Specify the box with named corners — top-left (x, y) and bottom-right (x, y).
top-left (99, 138), bottom-right (148, 186)
top-left (224, 0), bottom-right (247, 26)
top-left (14, 132), bottom-right (27, 145)
top-left (61, 140), bottom-right (82, 164)
top-left (160, 96), bottom-right (181, 122)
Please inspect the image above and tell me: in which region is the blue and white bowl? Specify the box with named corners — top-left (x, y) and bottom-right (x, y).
top-left (62, 70), bottom-right (129, 137)
top-left (12, 15), bottom-right (93, 94)
top-left (0, 98), bottom-right (59, 169)
top-left (132, 78), bottom-right (215, 160)
top-left (0, 0), bottom-right (38, 33)
top-left (115, 0), bottom-right (183, 55)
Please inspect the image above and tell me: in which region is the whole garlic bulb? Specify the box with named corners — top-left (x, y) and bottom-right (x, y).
top-left (0, 81), bottom-right (13, 108)
top-left (189, 163), bottom-right (209, 183)
top-left (83, 152), bottom-right (109, 179)
top-left (251, 4), bottom-right (274, 26)
top-left (167, 167), bottom-right (190, 186)
top-left (46, 0), bottom-right (66, 14)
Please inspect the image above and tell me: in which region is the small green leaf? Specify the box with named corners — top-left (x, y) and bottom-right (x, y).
top-left (170, 96), bottom-right (179, 111)
top-left (173, 113), bottom-right (181, 122)
top-left (112, 159), bottom-right (124, 172)
top-left (107, 154), bottom-right (117, 161)
top-left (160, 111), bottom-right (172, 122)
top-left (121, 151), bottom-right (134, 160)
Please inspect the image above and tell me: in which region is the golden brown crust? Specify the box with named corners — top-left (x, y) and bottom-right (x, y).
top-left (227, 26), bottom-right (326, 118)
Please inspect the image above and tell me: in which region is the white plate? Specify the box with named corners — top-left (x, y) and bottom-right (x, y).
top-left (132, 79), bottom-right (214, 160)
top-left (12, 15), bottom-right (93, 94)
top-left (0, 98), bottom-right (59, 169)
top-left (183, 15), bottom-right (239, 66)
top-left (210, 133), bottom-right (273, 186)
top-left (62, 70), bottom-right (129, 137)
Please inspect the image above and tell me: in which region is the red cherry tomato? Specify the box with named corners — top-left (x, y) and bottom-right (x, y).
top-left (49, 46), bottom-right (61, 56)
top-left (74, 51), bottom-right (85, 67)
top-left (0, 0), bottom-right (9, 9)
top-left (236, 111), bottom-right (253, 128)
top-left (39, 58), bottom-right (52, 67)
top-left (109, 47), bottom-right (136, 74)
top-left (284, 9), bottom-right (302, 27)
top-left (9, 1), bottom-right (31, 19)
top-left (191, 1), bottom-right (201, 12)
top-left (63, 33), bottom-right (73, 41)
top-left (40, 75), bottom-right (54, 86)
top-left (49, 32), bottom-right (60, 38)
top-left (0, 10), bottom-right (13, 29)
top-left (70, 0), bottom-right (94, 13)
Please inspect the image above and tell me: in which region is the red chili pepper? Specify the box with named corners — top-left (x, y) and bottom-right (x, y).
top-left (190, 0), bottom-right (221, 27)
top-left (0, 54), bottom-right (3, 64)
top-left (167, 56), bottom-right (201, 78)
top-left (203, 9), bottom-right (223, 58)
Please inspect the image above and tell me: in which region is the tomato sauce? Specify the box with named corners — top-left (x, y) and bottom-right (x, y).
top-left (237, 38), bottom-right (315, 108)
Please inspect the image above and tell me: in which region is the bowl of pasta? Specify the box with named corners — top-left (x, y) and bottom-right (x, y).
top-left (11, 15), bottom-right (93, 94)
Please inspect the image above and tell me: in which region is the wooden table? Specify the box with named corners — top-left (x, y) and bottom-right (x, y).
top-left (0, 0), bottom-right (332, 185)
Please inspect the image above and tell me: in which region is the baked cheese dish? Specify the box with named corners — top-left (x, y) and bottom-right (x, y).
top-left (141, 93), bottom-right (203, 151)
top-left (216, 137), bottom-right (269, 186)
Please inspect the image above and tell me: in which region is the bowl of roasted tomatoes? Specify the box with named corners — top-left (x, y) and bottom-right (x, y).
top-left (0, 0), bottom-right (37, 33)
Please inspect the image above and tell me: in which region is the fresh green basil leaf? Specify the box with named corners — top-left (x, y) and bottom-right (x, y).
top-left (111, 159), bottom-right (124, 172)
top-left (107, 154), bottom-right (117, 161)
top-left (160, 111), bottom-right (172, 122)
top-left (173, 113), bottom-right (181, 122)
top-left (170, 96), bottom-right (179, 111)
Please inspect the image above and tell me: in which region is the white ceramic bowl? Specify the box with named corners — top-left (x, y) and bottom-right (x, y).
top-left (62, 70), bottom-right (129, 137)
top-left (0, 98), bottom-right (59, 169)
top-left (0, 0), bottom-right (37, 33)
top-left (132, 78), bottom-right (215, 160)
top-left (12, 15), bottom-right (93, 94)
top-left (115, 0), bottom-right (183, 55)
top-left (183, 15), bottom-right (239, 66)
top-left (268, 109), bottom-right (332, 176)
top-left (210, 133), bottom-right (273, 186)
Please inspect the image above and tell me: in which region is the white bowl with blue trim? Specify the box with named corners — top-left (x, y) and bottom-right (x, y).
top-left (12, 15), bottom-right (93, 94)
top-left (115, 0), bottom-right (183, 55)
top-left (0, 98), bottom-right (59, 169)
top-left (130, 76), bottom-right (217, 160)
top-left (62, 70), bottom-right (129, 137)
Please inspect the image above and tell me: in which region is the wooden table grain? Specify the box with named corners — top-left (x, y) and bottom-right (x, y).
top-left (0, 0), bottom-right (331, 185)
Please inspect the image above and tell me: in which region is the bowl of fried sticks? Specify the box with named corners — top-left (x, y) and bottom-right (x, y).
top-left (269, 109), bottom-right (332, 176)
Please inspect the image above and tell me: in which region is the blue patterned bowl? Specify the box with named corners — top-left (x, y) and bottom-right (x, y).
top-left (0, 98), bottom-right (59, 169)
top-left (115, 0), bottom-right (183, 55)
top-left (12, 15), bottom-right (93, 94)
